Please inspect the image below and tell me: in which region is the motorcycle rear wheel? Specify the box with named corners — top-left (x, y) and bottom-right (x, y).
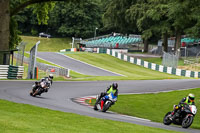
top-left (163, 112), bottom-right (172, 125)
top-left (94, 103), bottom-right (98, 110)
top-left (94, 98), bottom-right (100, 111)
top-left (182, 115), bottom-right (193, 128)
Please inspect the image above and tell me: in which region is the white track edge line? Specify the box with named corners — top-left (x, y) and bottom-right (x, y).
top-left (57, 52), bottom-right (125, 77)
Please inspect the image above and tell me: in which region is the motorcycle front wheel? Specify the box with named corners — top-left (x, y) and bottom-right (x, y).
top-left (163, 112), bottom-right (172, 125)
top-left (102, 101), bottom-right (112, 112)
top-left (182, 115), bottom-right (193, 128)
top-left (32, 89), bottom-right (41, 97)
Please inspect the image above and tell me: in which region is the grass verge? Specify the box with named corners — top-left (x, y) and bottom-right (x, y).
top-left (21, 36), bottom-right (71, 52)
top-left (86, 88), bottom-right (200, 129)
top-left (66, 52), bottom-right (188, 80)
top-left (0, 99), bottom-right (179, 133)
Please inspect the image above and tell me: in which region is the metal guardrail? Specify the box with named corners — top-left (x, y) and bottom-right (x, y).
top-left (0, 65), bottom-right (24, 79)
top-left (0, 65), bottom-right (9, 79)
top-left (36, 62), bottom-right (69, 77)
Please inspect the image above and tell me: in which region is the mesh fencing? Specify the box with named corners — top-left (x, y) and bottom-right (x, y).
top-left (36, 62), bottom-right (69, 77)
top-left (14, 53), bottom-right (69, 78)
top-left (162, 52), bottom-right (179, 68)
top-left (16, 42), bottom-right (26, 66)
top-left (27, 41), bottom-right (40, 79)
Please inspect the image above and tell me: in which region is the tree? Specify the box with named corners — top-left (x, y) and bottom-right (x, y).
top-left (168, 0), bottom-right (200, 51)
top-left (48, 0), bottom-right (101, 38)
top-left (126, 0), bottom-right (154, 52)
top-left (0, 0), bottom-right (74, 65)
top-left (0, 0), bottom-right (10, 64)
top-left (103, 0), bottom-right (136, 34)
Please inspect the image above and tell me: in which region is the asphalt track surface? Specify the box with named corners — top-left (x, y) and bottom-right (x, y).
top-left (37, 52), bottom-right (121, 76)
top-left (1, 79), bottom-right (200, 133)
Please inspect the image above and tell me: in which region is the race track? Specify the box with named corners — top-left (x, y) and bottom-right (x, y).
top-left (0, 79), bottom-right (200, 133)
top-left (37, 52), bottom-right (121, 76)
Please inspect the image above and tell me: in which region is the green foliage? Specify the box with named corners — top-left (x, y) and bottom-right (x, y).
top-left (31, 28), bottom-right (38, 36)
top-left (103, 0), bottom-right (200, 50)
top-left (48, 1), bottom-right (101, 38)
top-left (103, 0), bottom-right (136, 34)
top-left (15, 0), bottom-right (102, 38)
top-left (8, 0), bottom-right (200, 51)
top-left (31, 2), bottom-right (55, 25)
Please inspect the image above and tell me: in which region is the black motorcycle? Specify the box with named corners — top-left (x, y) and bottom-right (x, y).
top-left (30, 81), bottom-right (47, 97)
top-left (163, 104), bottom-right (197, 128)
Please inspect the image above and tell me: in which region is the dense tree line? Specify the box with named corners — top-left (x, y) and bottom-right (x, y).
top-left (103, 0), bottom-right (200, 52)
top-left (17, 0), bottom-right (102, 38)
top-left (1, 0), bottom-right (200, 65)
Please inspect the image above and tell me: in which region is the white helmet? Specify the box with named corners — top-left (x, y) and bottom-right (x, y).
top-left (49, 74), bottom-right (53, 79)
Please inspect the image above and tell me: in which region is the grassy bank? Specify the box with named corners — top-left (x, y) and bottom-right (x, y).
top-left (66, 52), bottom-right (188, 80)
top-left (21, 36), bottom-right (71, 52)
top-left (87, 88), bottom-right (200, 129)
top-left (17, 52), bottom-right (187, 81)
top-left (0, 99), bottom-right (179, 133)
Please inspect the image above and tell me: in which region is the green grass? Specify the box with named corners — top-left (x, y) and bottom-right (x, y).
top-left (66, 52), bottom-right (188, 80)
top-left (87, 88), bottom-right (200, 129)
top-left (21, 36), bottom-right (71, 52)
top-left (140, 57), bottom-right (185, 66)
top-left (0, 99), bottom-right (180, 133)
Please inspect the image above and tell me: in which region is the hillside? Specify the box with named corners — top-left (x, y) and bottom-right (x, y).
top-left (20, 36), bottom-right (72, 52)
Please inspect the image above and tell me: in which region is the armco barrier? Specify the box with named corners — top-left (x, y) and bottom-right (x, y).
top-left (0, 65), bottom-right (24, 79)
top-left (0, 65), bottom-right (9, 79)
top-left (8, 65), bottom-right (18, 79)
top-left (106, 49), bottom-right (200, 78)
top-left (17, 66), bottom-right (24, 79)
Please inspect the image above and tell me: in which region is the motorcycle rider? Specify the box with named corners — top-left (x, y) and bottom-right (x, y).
top-left (40, 74), bottom-right (53, 92)
top-left (48, 74), bottom-right (53, 85)
top-left (170, 93), bottom-right (195, 120)
top-left (40, 74), bottom-right (53, 85)
top-left (99, 83), bottom-right (118, 109)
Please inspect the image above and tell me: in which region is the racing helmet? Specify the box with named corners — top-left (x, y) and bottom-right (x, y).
top-left (49, 74), bottom-right (53, 79)
top-left (188, 93), bottom-right (195, 100)
top-left (112, 83), bottom-right (118, 89)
